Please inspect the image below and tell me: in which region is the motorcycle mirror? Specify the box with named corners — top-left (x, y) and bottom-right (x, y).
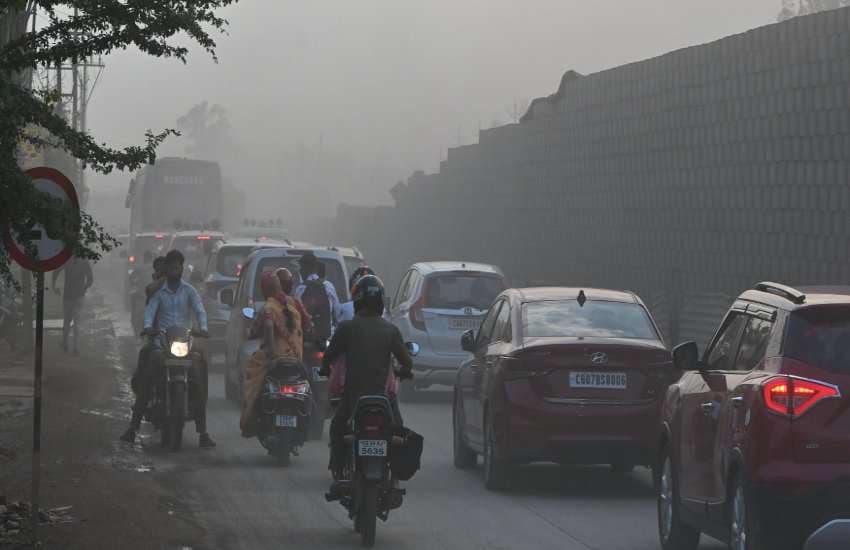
top-left (406, 342), bottom-right (420, 356)
top-left (242, 307), bottom-right (255, 320)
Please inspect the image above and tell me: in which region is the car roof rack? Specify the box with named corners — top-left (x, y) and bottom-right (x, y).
top-left (754, 282), bottom-right (806, 304)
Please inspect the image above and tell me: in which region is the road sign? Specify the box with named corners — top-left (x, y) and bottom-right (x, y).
top-left (2, 167), bottom-right (79, 272)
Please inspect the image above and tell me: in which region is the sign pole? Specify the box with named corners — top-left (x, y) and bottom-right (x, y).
top-left (30, 269), bottom-right (44, 540)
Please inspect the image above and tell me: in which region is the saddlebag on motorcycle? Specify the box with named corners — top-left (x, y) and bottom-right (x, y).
top-left (390, 426), bottom-right (423, 481)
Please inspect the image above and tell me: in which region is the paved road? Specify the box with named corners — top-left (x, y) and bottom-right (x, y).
top-left (139, 372), bottom-right (723, 550)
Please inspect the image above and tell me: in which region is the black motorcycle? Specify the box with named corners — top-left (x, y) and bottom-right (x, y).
top-left (148, 326), bottom-right (206, 451)
top-left (327, 343), bottom-right (422, 548)
top-left (254, 356), bottom-right (314, 466)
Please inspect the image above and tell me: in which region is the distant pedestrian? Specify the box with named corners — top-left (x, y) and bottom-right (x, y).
top-left (52, 256), bottom-right (93, 355)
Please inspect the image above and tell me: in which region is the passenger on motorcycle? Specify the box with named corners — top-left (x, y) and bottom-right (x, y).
top-left (320, 275), bottom-right (414, 473)
top-left (339, 266), bottom-right (375, 323)
top-left (121, 250), bottom-right (215, 448)
top-left (240, 271), bottom-right (305, 437)
top-left (276, 267), bottom-right (313, 335)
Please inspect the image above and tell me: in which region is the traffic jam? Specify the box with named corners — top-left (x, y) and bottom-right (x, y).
top-left (114, 225), bottom-right (850, 550)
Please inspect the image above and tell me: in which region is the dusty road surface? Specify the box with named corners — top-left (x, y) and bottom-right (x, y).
top-left (3, 288), bottom-right (725, 550)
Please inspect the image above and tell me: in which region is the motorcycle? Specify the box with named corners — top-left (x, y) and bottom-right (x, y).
top-left (242, 307), bottom-right (316, 465)
top-left (146, 326), bottom-right (206, 451)
top-left (326, 342), bottom-right (421, 548)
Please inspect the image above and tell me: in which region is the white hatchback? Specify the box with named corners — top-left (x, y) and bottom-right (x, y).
top-left (388, 262), bottom-right (507, 396)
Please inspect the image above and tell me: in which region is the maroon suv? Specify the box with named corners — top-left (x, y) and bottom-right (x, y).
top-left (452, 287), bottom-right (674, 490)
top-left (656, 282), bottom-right (850, 550)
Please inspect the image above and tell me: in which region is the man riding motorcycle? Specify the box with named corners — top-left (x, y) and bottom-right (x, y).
top-left (121, 250), bottom-right (216, 448)
top-left (319, 275), bottom-right (413, 474)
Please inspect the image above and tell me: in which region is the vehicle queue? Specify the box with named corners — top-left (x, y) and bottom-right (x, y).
top-left (116, 229), bottom-right (848, 550)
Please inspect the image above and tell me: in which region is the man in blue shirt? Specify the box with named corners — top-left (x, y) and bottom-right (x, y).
top-left (121, 250), bottom-right (216, 448)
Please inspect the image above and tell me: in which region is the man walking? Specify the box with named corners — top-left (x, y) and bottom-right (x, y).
top-left (52, 255), bottom-right (93, 355)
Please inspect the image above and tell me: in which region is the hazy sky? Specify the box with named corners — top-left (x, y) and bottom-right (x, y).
top-left (86, 0), bottom-right (780, 212)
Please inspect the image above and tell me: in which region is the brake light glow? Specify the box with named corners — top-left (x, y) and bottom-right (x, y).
top-left (763, 376), bottom-right (841, 418)
top-left (197, 235), bottom-right (211, 240)
top-left (280, 383), bottom-right (309, 395)
top-left (361, 413), bottom-right (386, 434)
top-left (155, 233), bottom-right (165, 239)
top-left (410, 296), bottom-right (426, 331)
top-left (128, 255), bottom-right (136, 264)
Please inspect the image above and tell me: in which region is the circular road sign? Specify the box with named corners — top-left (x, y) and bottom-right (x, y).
top-left (2, 167), bottom-right (80, 272)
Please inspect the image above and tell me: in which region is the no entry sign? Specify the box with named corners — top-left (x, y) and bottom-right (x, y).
top-left (2, 167), bottom-right (79, 272)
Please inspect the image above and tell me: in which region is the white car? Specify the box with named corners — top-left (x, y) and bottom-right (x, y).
top-left (388, 262), bottom-right (507, 397)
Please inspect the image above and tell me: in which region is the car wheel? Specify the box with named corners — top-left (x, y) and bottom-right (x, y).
top-left (483, 414), bottom-right (510, 491)
top-left (656, 445), bottom-right (700, 550)
top-left (729, 470), bottom-right (769, 550)
top-left (453, 391), bottom-right (477, 469)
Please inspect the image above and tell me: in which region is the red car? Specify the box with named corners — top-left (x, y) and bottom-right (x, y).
top-left (452, 287), bottom-right (674, 490)
top-left (656, 282), bottom-right (850, 550)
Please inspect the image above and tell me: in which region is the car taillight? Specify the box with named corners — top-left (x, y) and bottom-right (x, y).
top-left (409, 296), bottom-right (426, 331)
top-left (280, 383), bottom-right (309, 395)
top-left (762, 376), bottom-right (841, 418)
top-left (197, 235), bottom-right (211, 240)
top-left (128, 255), bottom-right (136, 264)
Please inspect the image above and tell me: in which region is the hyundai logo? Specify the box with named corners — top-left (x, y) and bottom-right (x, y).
top-left (590, 352), bottom-right (608, 365)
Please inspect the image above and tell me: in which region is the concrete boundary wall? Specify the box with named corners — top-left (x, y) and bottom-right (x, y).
top-left (334, 9), bottom-right (850, 340)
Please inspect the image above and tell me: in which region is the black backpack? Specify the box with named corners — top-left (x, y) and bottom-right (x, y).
top-left (301, 279), bottom-right (332, 340)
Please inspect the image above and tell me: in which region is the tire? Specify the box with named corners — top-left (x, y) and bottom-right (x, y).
top-left (359, 482), bottom-right (378, 548)
top-left (729, 470), bottom-right (770, 550)
top-left (656, 445), bottom-right (700, 550)
top-left (453, 392), bottom-right (476, 469)
top-left (169, 381), bottom-right (186, 452)
top-left (483, 414), bottom-right (511, 491)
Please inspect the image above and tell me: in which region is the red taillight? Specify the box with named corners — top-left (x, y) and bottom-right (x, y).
top-left (155, 233), bottom-right (165, 239)
top-left (409, 296), bottom-right (426, 331)
top-left (762, 376), bottom-right (841, 418)
top-left (197, 234), bottom-right (211, 240)
top-left (128, 255), bottom-right (136, 264)
top-left (280, 383), bottom-right (309, 395)
top-left (361, 413), bottom-right (386, 434)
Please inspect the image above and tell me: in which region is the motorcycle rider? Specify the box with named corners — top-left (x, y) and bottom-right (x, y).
top-left (120, 250), bottom-right (215, 448)
top-left (339, 266), bottom-right (375, 322)
top-left (320, 275), bottom-right (413, 474)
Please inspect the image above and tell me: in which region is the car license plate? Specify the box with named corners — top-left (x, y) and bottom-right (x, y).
top-left (448, 317), bottom-right (481, 331)
top-left (274, 415), bottom-right (297, 428)
top-left (569, 372), bottom-right (627, 389)
top-left (357, 439), bottom-right (387, 457)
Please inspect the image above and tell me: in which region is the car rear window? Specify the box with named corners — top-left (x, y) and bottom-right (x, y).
top-left (253, 257), bottom-right (347, 302)
top-left (216, 246), bottom-right (255, 278)
top-left (133, 235), bottom-right (167, 255)
top-left (171, 236), bottom-right (222, 267)
top-left (522, 300), bottom-right (659, 339)
top-left (424, 273), bottom-right (505, 310)
top-left (785, 307), bottom-right (850, 374)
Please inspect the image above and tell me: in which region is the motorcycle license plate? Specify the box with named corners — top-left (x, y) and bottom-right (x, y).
top-left (274, 415), bottom-right (297, 428)
top-left (357, 439), bottom-right (387, 457)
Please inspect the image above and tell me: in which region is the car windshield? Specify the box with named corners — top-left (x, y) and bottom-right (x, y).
top-left (171, 236), bottom-right (220, 267)
top-left (215, 245), bottom-right (255, 278)
top-left (424, 273), bottom-right (505, 310)
top-left (254, 257), bottom-right (347, 301)
top-left (785, 307), bottom-right (850, 374)
top-left (523, 300), bottom-right (659, 339)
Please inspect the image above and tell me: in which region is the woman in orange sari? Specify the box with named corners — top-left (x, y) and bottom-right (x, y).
top-left (240, 271), bottom-right (303, 436)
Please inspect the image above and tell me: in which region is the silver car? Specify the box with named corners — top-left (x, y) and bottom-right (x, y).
top-left (388, 262), bottom-right (507, 397)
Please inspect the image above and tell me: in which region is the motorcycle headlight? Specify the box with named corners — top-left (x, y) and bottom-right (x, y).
top-left (170, 341), bottom-right (189, 357)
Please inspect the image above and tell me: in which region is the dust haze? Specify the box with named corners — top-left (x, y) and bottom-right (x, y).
top-left (86, 0), bottom-right (777, 235)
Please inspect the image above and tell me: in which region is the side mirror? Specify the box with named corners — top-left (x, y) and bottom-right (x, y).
top-left (406, 342), bottom-right (420, 356)
top-left (461, 329), bottom-right (476, 353)
top-left (242, 307), bottom-right (255, 320)
top-left (220, 288), bottom-right (234, 307)
top-left (673, 341), bottom-right (701, 371)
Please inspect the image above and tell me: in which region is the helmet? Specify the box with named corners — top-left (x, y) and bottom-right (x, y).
top-left (352, 274), bottom-right (385, 315)
top-left (348, 265), bottom-right (375, 294)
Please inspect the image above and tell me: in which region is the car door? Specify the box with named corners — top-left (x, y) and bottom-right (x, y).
top-left (481, 299), bottom-right (513, 422)
top-left (461, 299), bottom-right (503, 446)
top-left (707, 308), bottom-right (775, 525)
top-left (679, 310), bottom-right (747, 515)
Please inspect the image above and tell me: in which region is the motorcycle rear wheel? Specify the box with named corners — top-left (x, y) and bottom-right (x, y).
top-left (359, 482), bottom-right (378, 548)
